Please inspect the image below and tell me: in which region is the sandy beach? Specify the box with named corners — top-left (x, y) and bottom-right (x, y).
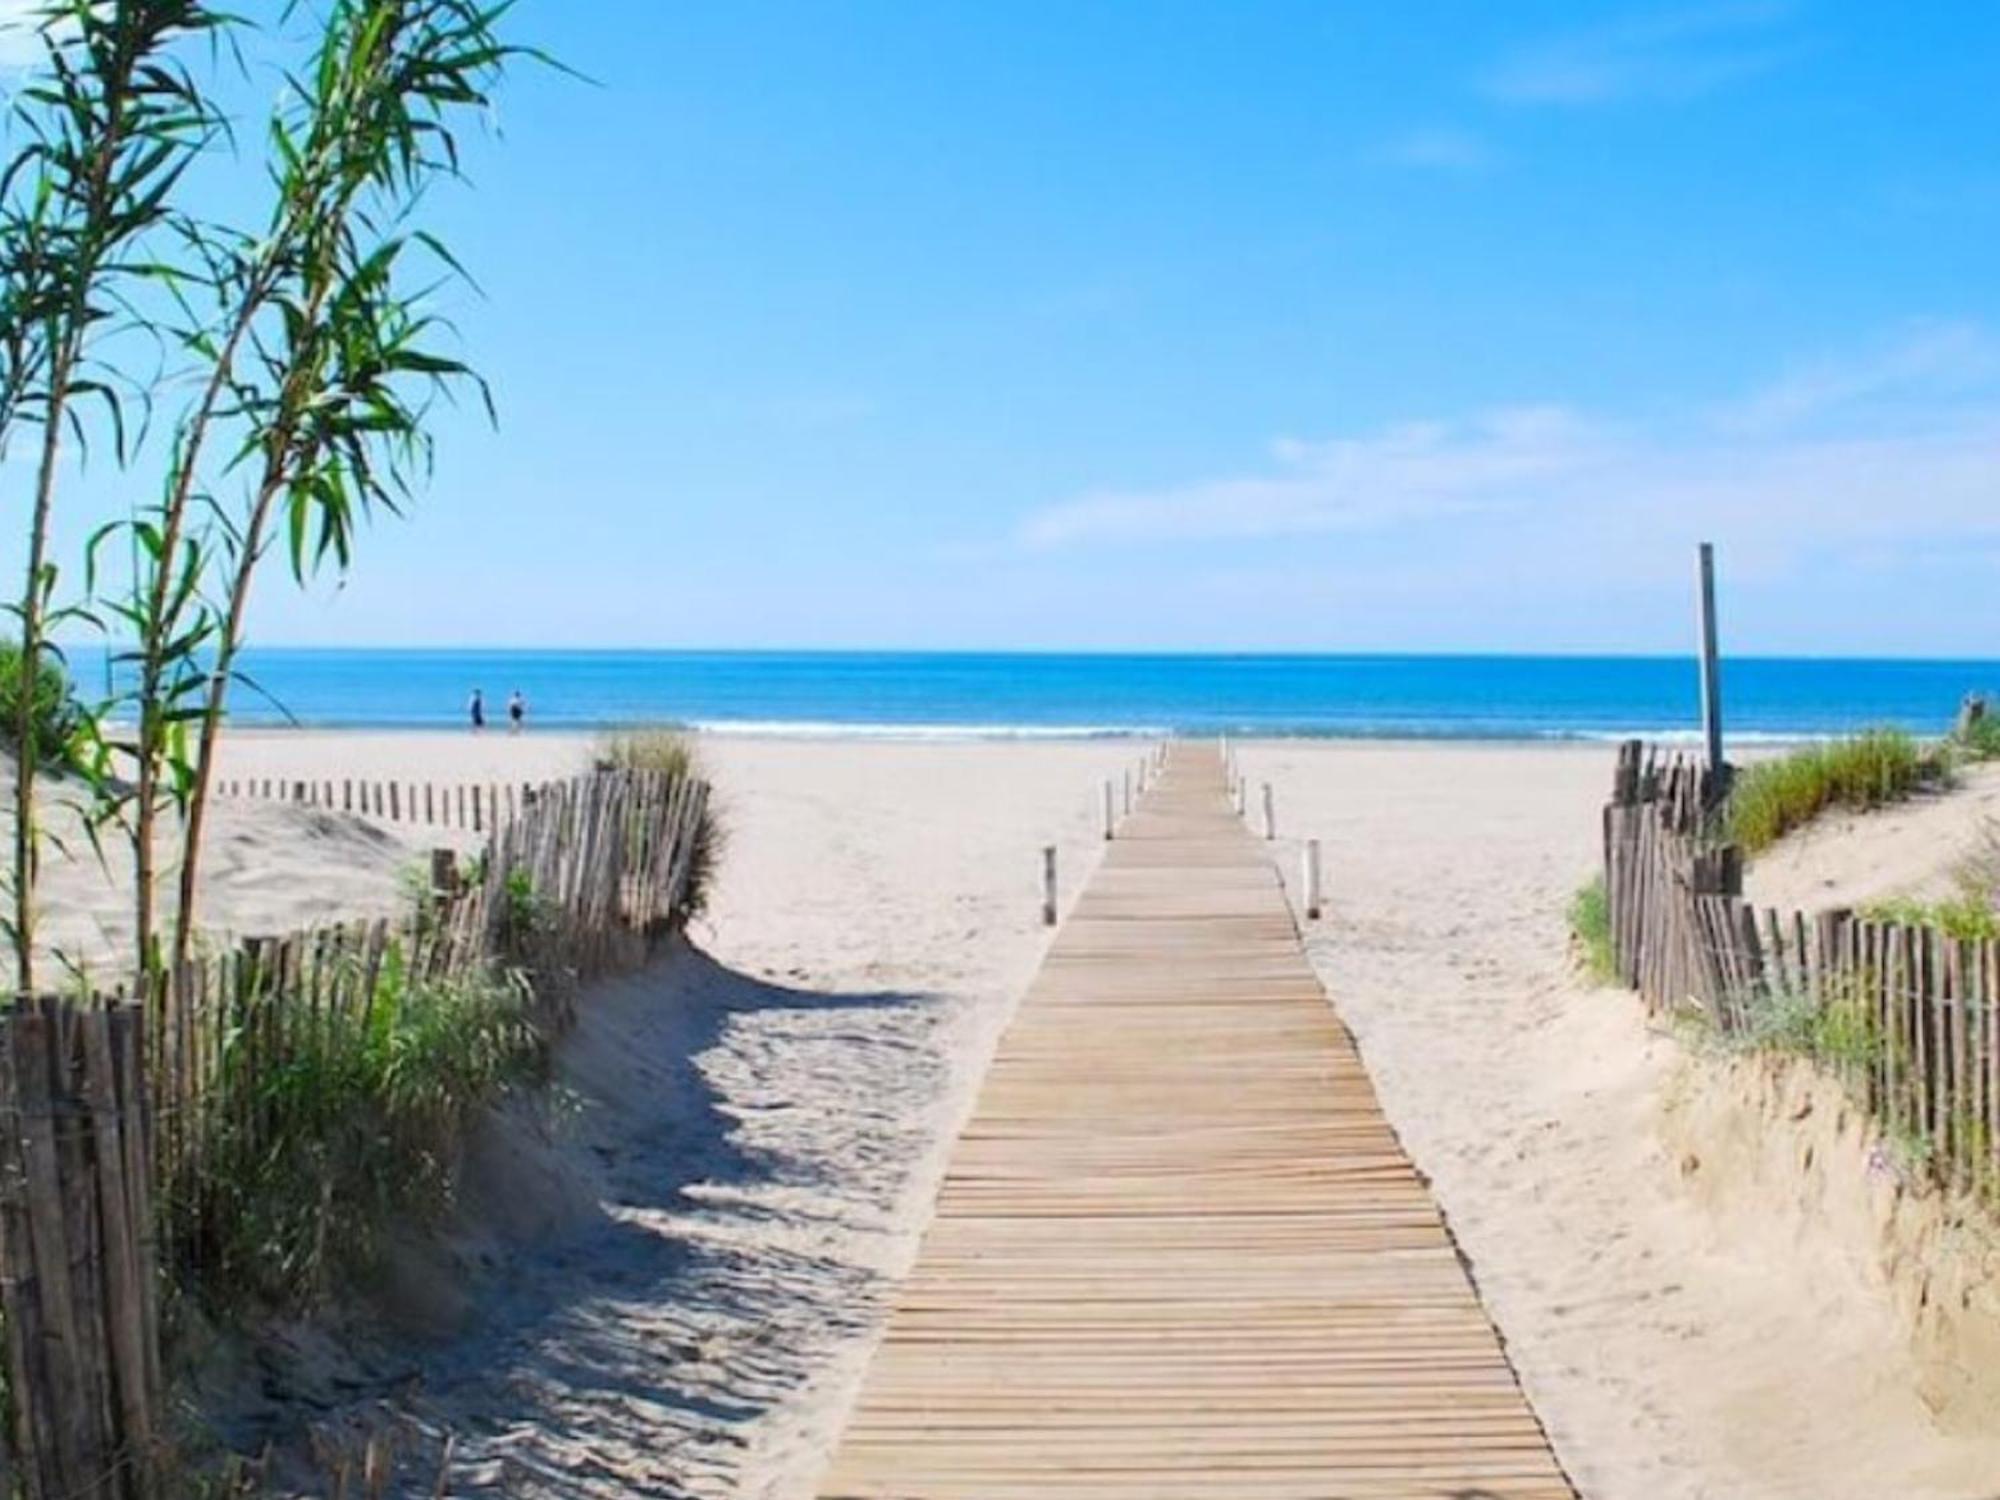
top-left (69, 730), bottom-right (1998, 1496)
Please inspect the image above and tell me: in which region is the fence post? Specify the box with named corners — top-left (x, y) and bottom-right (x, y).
top-left (1303, 839), bottom-right (1322, 921)
top-left (1261, 783), bottom-right (1275, 841)
top-left (1697, 541), bottom-right (1729, 798)
top-left (1041, 846), bottom-right (1058, 927)
top-left (1102, 781), bottom-right (1115, 841)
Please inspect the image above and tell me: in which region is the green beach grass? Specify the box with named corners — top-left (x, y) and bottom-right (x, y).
top-left (597, 729), bottom-right (723, 916)
top-left (1726, 730), bottom-right (1944, 854)
top-left (1568, 875), bottom-right (1618, 984)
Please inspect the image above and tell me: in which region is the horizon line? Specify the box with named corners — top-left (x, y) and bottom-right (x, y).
top-left (50, 641), bottom-right (2000, 666)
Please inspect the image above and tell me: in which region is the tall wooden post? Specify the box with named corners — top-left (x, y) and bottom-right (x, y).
top-left (1697, 541), bottom-right (1724, 780)
top-left (1041, 846), bottom-right (1058, 927)
top-left (1303, 840), bottom-right (1322, 921)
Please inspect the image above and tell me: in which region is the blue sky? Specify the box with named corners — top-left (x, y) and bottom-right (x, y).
top-left (22, 1), bottom-right (2000, 653)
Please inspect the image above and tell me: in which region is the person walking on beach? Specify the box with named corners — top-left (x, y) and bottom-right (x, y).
top-left (469, 688), bottom-right (486, 732)
top-left (508, 689), bottom-right (526, 733)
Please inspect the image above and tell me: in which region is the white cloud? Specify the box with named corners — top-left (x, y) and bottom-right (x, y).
top-left (1483, 2), bottom-right (1800, 106)
top-left (1366, 128), bottom-right (1495, 172)
top-left (1717, 322), bottom-right (2000, 431)
top-left (1021, 406), bottom-right (1616, 548)
top-left (1014, 329), bottom-right (2000, 582)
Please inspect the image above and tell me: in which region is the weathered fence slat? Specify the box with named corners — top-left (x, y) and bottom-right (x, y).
top-left (1602, 737), bottom-right (2000, 1207)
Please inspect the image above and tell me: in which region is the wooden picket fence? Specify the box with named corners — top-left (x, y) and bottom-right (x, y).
top-left (0, 1004), bottom-right (160, 1500)
top-left (1605, 739), bottom-right (2000, 1197)
top-left (0, 765), bottom-right (710, 1499)
top-left (216, 775), bottom-right (528, 833)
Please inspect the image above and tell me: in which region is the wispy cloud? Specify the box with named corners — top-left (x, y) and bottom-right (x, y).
top-left (1014, 327), bottom-right (2000, 578)
top-left (1021, 407), bottom-right (1613, 548)
top-left (1365, 127), bottom-right (1496, 172)
top-left (1717, 321), bottom-right (2000, 431)
top-left (1483, 2), bottom-right (1801, 106)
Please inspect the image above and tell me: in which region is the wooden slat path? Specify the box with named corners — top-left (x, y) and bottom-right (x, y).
top-left (816, 742), bottom-right (1573, 1499)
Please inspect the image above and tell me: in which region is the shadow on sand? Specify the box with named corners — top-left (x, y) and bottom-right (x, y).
top-left (240, 942), bottom-right (950, 1497)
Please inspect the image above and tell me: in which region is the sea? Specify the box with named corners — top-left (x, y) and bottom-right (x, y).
top-left (65, 649), bottom-right (2000, 742)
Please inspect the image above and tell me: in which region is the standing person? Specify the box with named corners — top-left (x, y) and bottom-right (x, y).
top-left (508, 689), bottom-right (526, 733)
top-left (469, 687), bottom-right (486, 732)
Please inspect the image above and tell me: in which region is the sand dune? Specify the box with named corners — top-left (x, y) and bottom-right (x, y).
top-left (1746, 761), bottom-right (2000, 915)
top-left (1, 759), bottom-right (423, 982)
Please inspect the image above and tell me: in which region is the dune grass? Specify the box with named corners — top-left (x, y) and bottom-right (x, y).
top-left (1859, 818), bottom-right (2000, 942)
top-left (1951, 702), bottom-right (2000, 763)
top-left (596, 728), bottom-right (722, 916)
top-left (597, 727), bottom-right (701, 780)
top-left (1726, 729), bottom-right (1943, 854)
top-left (183, 947), bottom-right (543, 1308)
top-left (1863, 893), bottom-right (2000, 942)
top-left (1706, 981), bottom-right (1881, 1076)
top-left (1568, 875), bottom-right (1618, 984)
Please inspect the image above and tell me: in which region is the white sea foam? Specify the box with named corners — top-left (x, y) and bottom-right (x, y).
top-left (686, 720), bottom-right (1170, 741)
top-left (682, 720), bottom-right (1846, 744)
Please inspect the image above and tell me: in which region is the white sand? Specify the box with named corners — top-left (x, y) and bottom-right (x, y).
top-left (65, 729), bottom-right (2000, 1497)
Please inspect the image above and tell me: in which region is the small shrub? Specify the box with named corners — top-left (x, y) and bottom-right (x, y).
top-left (1727, 729), bottom-right (1942, 853)
top-left (0, 640), bottom-right (82, 768)
top-left (1695, 980), bottom-right (1879, 1080)
top-left (500, 865), bottom-right (545, 952)
top-left (597, 728), bottom-right (698, 779)
top-left (1953, 709), bottom-right (2000, 763)
top-left (1568, 876), bottom-right (1617, 984)
top-left (595, 728), bottom-right (721, 917)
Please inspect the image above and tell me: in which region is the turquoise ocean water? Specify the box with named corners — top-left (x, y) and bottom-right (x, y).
top-left (69, 649), bottom-right (2000, 741)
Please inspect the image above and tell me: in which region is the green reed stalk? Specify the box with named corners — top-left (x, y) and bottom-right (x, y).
top-left (167, 0), bottom-right (528, 974)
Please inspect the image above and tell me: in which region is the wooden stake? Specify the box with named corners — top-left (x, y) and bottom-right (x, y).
top-left (1102, 781), bottom-right (1115, 841)
top-left (1304, 839), bottom-right (1322, 921)
top-left (1041, 845), bottom-right (1058, 927)
top-left (1262, 782), bottom-right (1275, 841)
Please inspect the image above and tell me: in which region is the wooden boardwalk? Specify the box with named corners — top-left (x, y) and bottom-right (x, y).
top-left (816, 744), bottom-right (1573, 1499)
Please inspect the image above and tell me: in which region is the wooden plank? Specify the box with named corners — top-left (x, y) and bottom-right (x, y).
top-left (13, 1012), bottom-right (91, 1493)
top-left (816, 745), bottom-right (1572, 1499)
top-left (78, 1012), bottom-right (153, 1495)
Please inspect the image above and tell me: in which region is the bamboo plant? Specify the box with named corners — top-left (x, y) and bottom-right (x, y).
top-left (0, 0), bottom-right (221, 995)
top-left (129, 0), bottom-right (521, 978)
